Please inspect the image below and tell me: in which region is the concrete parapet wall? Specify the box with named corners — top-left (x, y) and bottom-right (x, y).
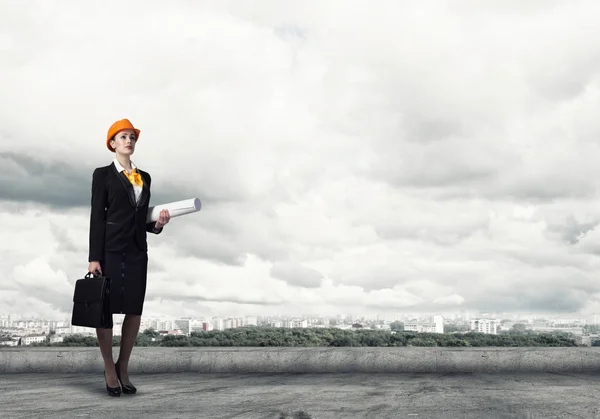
top-left (2, 347), bottom-right (600, 374)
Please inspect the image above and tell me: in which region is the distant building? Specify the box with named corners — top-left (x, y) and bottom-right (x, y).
top-left (21, 335), bottom-right (46, 345)
top-left (158, 330), bottom-right (184, 336)
top-left (374, 324), bottom-right (391, 330)
top-left (587, 314), bottom-right (600, 326)
top-left (244, 316), bottom-right (258, 326)
top-left (334, 324), bottom-right (353, 330)
top-left (0, 339), bottom-right (18, 347)
top-left (213, 318), bottom-right (224, 331)
top-left (581, 333), bottom-right (600, 346)
top-left (404, 315), bottom-right (444, 333)
top-left (49, 335), bottom-right (64, 344)
top-left (174, 319), bottom-right (191, 335)
top-left (470, 319), bottom-right (499, 335)
top-left (285, 319), bottom-right (308, 328)
top-left (70, 325), bottom-right (96, 336)
top-left (54, 327), bottom-right (71, 335)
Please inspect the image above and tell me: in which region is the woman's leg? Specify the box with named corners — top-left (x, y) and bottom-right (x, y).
top-left (116, 314), bottom-right (141, 383)
top-left (96, 327), bottom-right (118, 386)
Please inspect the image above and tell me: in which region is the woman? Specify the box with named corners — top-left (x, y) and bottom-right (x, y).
top-left (88, 118), bottom-right (170, 397)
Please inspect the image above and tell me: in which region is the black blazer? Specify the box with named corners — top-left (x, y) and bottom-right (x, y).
top-left (88, 162), bottom-right (161, 262)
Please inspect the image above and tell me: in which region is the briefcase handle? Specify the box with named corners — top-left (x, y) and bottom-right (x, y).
top-left (84, 271), bottom-right (102, 279)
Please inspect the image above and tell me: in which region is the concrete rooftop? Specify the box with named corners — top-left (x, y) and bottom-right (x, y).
top-left (2, 347), bottom-right (600, 418)
top-left (2, 371), bottom-right (600, 419)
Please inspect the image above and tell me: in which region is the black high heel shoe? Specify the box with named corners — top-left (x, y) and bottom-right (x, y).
top-left (104, 371), bottom-right (121, 397)
top-left (115, 361), bottom-right (137, 394)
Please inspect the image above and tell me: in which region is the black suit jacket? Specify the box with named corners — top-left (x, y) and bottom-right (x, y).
top-left (88, 162), bottom-right (161, 262)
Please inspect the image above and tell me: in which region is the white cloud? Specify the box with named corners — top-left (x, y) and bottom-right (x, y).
top-left (2, 0), bottom-right (600, 320)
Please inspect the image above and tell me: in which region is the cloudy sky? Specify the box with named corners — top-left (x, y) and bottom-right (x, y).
top-left (2, 0), bottom-right (600, 321)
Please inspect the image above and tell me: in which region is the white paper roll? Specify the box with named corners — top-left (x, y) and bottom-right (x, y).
top-left (147, 197), bottom-right (202, 223)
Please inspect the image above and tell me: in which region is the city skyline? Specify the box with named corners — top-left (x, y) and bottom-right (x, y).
top-left (3, 1), bottom-right (600, 320)
top-left (2, 309), bottom-right (599, 324)
top-left (5, 308), bottom-right (600, 348)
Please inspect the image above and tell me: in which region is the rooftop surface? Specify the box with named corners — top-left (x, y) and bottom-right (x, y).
top-left (2, 347), bottom-right (600, 418)
top-left (1, 371), bottom-right (599, 419)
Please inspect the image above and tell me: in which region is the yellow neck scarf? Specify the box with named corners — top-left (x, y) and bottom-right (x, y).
top-left (123, 169), bottom-right (143, 188)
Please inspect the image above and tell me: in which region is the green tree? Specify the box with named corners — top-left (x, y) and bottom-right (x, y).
top-left (40, 325), bottom-right (582, 348)
top-left (511, 323), bottom-right (528, 333)
top-left (142, 328), bottom-right (160, 338)
top-left (444, 323), bottom-right (471, 333)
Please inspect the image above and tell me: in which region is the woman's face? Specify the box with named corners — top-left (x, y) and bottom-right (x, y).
top-left (111, 129), bottom-right (136, 155)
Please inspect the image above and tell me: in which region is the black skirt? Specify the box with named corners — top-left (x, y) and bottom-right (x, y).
top-left (101, 242), bottom-right (148, 315)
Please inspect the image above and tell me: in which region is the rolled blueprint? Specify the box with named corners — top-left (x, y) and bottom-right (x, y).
top-left (147, 198), bottom-right (202, 223)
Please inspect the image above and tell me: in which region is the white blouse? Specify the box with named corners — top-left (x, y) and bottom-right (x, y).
top-left (112, 158), bottom-right (142, 204)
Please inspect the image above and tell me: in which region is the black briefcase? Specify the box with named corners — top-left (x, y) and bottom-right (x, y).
top-left (71, 272), bottom-right (113, 329)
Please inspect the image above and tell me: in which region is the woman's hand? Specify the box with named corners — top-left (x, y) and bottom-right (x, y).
top-left (155, 209), bottom-right (171, 230)
top-left (88, 261), bottom-right (102, 275)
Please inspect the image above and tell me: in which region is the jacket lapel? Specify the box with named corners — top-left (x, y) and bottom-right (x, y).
top-left (137, 171), bottom-right (150, 208)
top-left (111, 163), bottom-right (136, 208)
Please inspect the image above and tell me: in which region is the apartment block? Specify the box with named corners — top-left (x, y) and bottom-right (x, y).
top-left (404, 315), bottom-right (445, 333)
top-left (470, 319), bottom-right (499, 335)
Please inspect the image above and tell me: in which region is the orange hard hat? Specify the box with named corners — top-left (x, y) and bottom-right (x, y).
top-left (106, 119), bottom-right (141, 152)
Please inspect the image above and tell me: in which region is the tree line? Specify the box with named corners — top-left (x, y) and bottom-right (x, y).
top-left (21, 326), bottom-right (581, 348)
